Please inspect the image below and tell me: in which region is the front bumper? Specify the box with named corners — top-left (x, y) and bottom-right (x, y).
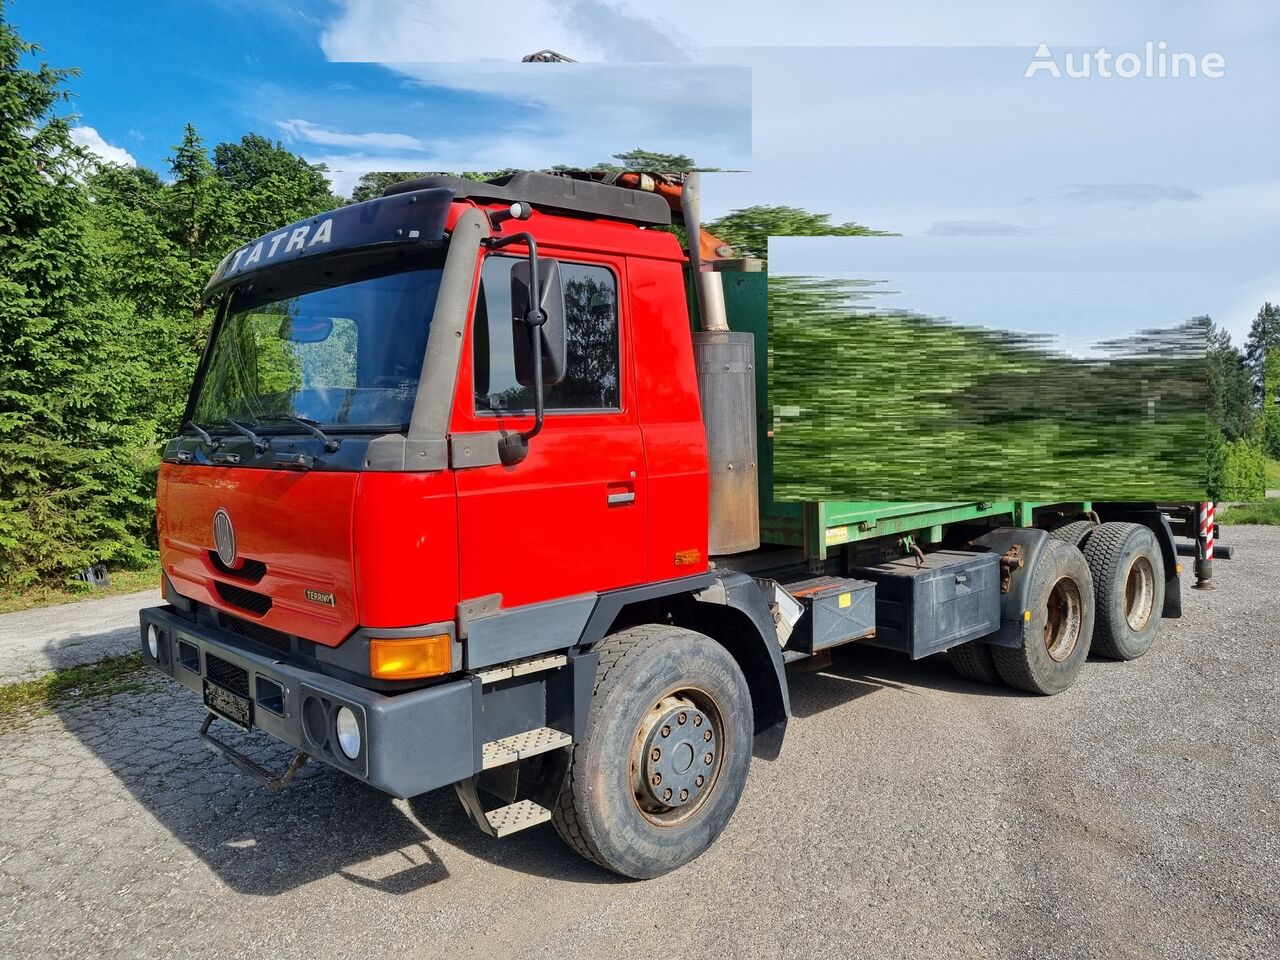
top-left (139, 605), bottom-right (478, 798)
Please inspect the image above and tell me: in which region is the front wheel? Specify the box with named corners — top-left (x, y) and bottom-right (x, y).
top-left (552, 624), bottom-right (753, 878)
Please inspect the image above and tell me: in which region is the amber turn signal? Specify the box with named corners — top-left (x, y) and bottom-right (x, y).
top-left (369, 634), bottom-right (452, 679)
top-left (674, 548), bottom-right (702, 566)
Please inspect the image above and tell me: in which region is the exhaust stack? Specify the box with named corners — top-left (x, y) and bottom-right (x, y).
top-left (682, 174), bottom-right (760, 555)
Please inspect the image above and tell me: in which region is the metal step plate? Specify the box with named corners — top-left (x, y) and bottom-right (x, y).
top-left (481, 726), bottom-right (573, 769)
top-left (473, 654), bottom-right (568, 685)
top-left (485, 799), bottom-right (552, 838)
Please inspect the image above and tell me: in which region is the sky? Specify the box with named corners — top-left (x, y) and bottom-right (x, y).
top-left (10, 1), bottom-right (752, 193)
top-left (13, 0), bottom-right (1279, 345)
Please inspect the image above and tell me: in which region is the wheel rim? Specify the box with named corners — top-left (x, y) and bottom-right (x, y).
top-left (1043, 576), bottom-right (1083, 662)
top-left (1124, 555), bottom-right (1156, 632)
top-left (630, 687), bottom-right (725, 826)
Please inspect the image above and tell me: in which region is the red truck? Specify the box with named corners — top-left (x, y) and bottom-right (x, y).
top-left (140, 172), bottom-right (1209, 877)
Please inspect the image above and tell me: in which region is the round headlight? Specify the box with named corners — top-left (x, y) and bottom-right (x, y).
top-left (335, 706), bottom-right (361, 760)
top-left (146, 624), bottom-right (160, 660)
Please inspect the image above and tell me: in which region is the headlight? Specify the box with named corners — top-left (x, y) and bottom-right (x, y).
top-left (335, 706), bottom-right (361, 759)
top-left (146, 624), bottom-right (160, 660)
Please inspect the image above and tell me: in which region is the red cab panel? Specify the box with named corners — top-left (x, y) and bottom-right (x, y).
top-left (353, 470), bottom-right (459, 628)
top-left (157, 463), bottom-right (358, 646)
top-left (628, 256), bottom-right (709, 581)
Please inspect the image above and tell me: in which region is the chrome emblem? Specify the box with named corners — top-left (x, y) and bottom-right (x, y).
top-left (212, 508), bottom-right (237, 567)
top-left (305, 589), bottom-right (336, 607)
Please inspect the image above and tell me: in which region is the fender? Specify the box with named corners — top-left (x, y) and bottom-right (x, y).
top-left (578, 571), bottom-right (790, 759)
top-left (970, 526), bottom-right (1053, 649)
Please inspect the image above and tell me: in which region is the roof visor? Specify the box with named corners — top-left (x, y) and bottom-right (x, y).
top-left (204, 187), bottom-right (455, 299)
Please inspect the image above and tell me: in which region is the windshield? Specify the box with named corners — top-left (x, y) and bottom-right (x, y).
top-left (192, 264), bottom-right (443, 431)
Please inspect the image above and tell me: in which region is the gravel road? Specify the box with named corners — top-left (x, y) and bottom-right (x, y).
top-left (1, 526), bottom-right (1276, 960)
top-left (0, 589), bottom-right (158, 684)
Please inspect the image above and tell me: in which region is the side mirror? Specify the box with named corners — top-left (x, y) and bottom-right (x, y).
top-left (511, 258), bottom-right (566, 387)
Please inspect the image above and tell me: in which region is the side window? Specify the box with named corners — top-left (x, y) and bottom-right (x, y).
top-left (474, 256), bottom-right (620, 413)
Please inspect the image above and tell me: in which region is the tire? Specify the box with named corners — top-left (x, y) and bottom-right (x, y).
top-left (991, 540), bottom-right (1095, 695)
top-left (1048, 519), bottom-right (1098, 549)
top-left (948, 641), bottom-right (1001, 684)
top-left (552, 624), bottom-right (754, 879)
top-left (1081, 522), bottom-right (1165, 660)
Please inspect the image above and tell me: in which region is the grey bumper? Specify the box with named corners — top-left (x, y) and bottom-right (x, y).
top-left (138, 605), bottom-right (478, 798)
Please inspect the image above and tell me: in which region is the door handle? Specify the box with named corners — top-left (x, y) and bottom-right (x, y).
top-left (607, 491), bottom-right (636, 506)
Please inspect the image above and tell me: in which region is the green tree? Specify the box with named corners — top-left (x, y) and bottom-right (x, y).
top-left (0, 9), bottom-right (155, 583)
top-left (214, 133), bottom-right (339, 237)
top-left (350, 171), bottom-right (428, 203)
top-left (705, 206), bottom-right (893, 263)
top-left (1263, 346), bottom-right (1280, 460)
top-left (1244, 301), bottom-right (1280, 398)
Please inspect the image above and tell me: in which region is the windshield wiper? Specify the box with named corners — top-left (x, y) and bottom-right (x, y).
top-left (183, 420), bottom-right (220, 451)
top-left (219, 417), bottom-right (270, 455)
top-left (257, 414), bottom-right (341, 453)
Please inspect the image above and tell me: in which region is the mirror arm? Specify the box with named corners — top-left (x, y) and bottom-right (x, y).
top-left (482, 232), bottom-right (547, 465)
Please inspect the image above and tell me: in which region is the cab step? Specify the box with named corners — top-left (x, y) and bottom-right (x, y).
top-left (473, 653), bottom-right (568, 685)
top-left (484, 799), bottom-right (553, 837)
top-left (482, 726), bottom-right (573, 769)
top-left (455, 728), bottom-right (570, 838)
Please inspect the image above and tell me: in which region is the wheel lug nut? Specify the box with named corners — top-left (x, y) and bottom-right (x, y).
top-left (651, 772), bottom-right (662, 786)
top-left (704, 752), bottom-right (713, 765)
top-left (703, 730), bottom-right (712, 741)
top-left (693, 714), bottom-right (703, 727)
top-left (695, 775), bottom-right (704, 787)
top-left (662, 788), bottom-right (673, 802)
top-left (679, 788), bottom-right (689, 802)
top-left (677, 712), bottom-right (687, 725)
top-left (661, 725), bottom-right (671, 738)
top-left (650, 747), bottom-right (661, 762)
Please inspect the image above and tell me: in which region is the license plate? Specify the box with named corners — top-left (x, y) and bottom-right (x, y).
top-left (203, 679), bottom-right (253, 731)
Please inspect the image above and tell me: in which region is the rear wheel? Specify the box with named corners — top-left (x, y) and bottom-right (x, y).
top-left (992, 540), bottom-right (1095, 694)
top-left (948, 641), bottom-right (1001, 684)
top-left (1082, 522), bottom-right (1165, 660)
top-left (1048, 518), bottom-right (1098, 549)
top-left (552, 624), bottom-right (753, 878)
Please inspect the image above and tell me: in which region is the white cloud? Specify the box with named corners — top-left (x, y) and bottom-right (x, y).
top-left (275, 118), bottom-right (427, 150)
top-left (269, 61), bottom-right (751, 189)
top-left (69, 126), bottom-right (136, 167)
top-left (320, 0), bottom-right (686, 63)
top-left (318, 0), bottom-right (1270, 62)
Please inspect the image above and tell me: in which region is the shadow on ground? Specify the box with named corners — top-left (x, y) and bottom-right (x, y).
top-left (42, 634), bottom-right (623, 896)
top-left (44, 634), bottom-right (1045, 896)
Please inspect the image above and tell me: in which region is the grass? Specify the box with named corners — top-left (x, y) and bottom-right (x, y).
top-left (1220, 499), bottom-right (1280, 525)
top-left (0, 653), bottom-right (148, 727)
top-left (0, 560), bottom-right (162, 615)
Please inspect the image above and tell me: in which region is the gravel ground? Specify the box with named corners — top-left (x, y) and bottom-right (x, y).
top-left (0, 589), bottom-right (158, 684)
top-left (0, 526), bottom-right (1276, 960)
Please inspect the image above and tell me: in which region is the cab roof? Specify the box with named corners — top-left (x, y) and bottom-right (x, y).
top-left (383, 172), bottom-right (673, 227)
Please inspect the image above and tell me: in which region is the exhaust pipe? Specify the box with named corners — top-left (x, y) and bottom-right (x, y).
top-left (680, 173), bottom-right (729, 333)
top-left (682, 174), bottom-right (759, 553)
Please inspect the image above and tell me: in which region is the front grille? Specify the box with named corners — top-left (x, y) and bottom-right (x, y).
top-left (218, 612), bottom-right (292, 655)
top-left (215, 581), bottom-right (273, 616)
top-left (209, 551), bottom-right (267, 583)
top-left (205, 652), bottom-right (250, 698)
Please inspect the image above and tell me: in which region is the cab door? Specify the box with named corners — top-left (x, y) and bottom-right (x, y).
top-left (452, 251), bottom-right (647, 609)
